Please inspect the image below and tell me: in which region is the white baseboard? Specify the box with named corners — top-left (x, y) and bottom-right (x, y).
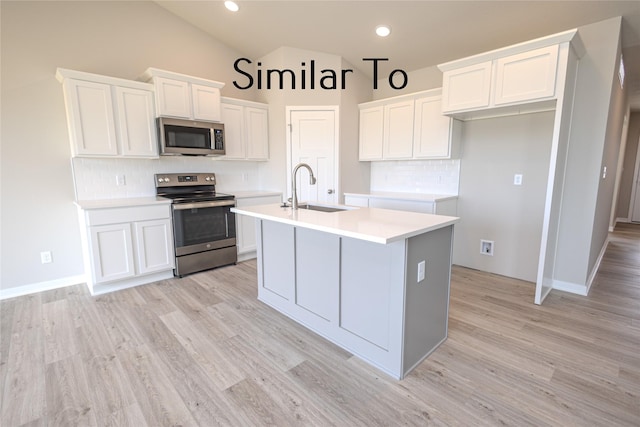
top-left (585, 238), bottom-right (609, 294)
top-left (552, 237), bottom-right (609, 298)
top-left (552, 279), bottom-right (589, 296)
top-left (0, 274), bottom-right (87, 300)
top-left (237, 251), bottom-right (257, 262)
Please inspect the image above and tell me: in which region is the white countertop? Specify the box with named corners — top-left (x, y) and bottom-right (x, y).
top-left (75, 197), bottom-right (172, 210)
top-left (344, 192), bottom-right (458, 202)
top-left (232, 203), bottom-right (459, 244)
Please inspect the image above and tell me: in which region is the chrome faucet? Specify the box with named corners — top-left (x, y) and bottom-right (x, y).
top-left (291, 163), bottom-right (317, 209)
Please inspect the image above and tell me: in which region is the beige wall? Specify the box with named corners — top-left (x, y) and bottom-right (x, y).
top-left (454, 112), bottom-right (555, 282)
top-left (554, 17), bottom-right (623, 286)
top-left (0, 1), bottom-right (257, 291)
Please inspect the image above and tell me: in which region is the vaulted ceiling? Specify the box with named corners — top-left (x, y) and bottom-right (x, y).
top-left (156, 1), bottom-right (640, 106)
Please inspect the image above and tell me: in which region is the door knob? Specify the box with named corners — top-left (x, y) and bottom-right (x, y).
top-left (327, 189), bottom-right (334, 194)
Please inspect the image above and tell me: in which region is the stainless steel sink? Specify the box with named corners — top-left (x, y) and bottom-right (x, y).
top-left (297, 203), bottom-right (352, 213)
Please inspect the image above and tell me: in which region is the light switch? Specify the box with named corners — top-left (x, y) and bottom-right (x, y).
top-left (417, 260), bottom-right (426, 282)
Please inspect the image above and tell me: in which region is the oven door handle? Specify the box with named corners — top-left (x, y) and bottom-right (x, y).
top-left (173, 200), bottom-right (235, 210)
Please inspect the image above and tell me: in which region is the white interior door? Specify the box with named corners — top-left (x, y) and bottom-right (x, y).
top-left (287, 107), bottom-right (338, 205)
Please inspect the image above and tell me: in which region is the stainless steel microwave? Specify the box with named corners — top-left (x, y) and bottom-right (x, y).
top-left (158, 117), bottom-right (225, 156)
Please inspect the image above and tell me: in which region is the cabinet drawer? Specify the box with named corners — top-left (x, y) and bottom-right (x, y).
top-left (85, 204), bottom-right (171, 226)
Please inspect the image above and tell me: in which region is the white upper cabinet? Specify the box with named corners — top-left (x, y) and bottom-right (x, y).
top-left (439, 29), bottom-right (579, 119)
top-left (114, 86), bottom-right (157, 157)
top-left (494, 45), bottom-right (559, 106)
top-left (413, 94), bottom-right (457, 159)
top-left (245, 106), bottom-right (269, 160)
top-left (57, 68), bottom-right (158, 158)
top-left (359, 89), bottom-right (458, 161)
top-left (383, 100), bottom-right (414, 159)
top-left (141, 68), bottom-right (224, 122)
top-left (221, 97), bottom-right (269, 161)
top-left (191, 83), bottom-right (222, 122)
top-left (154, 77), bottom-right (191, 118)
top-left (441, 61), bottom-right (492, 113)
top-left (358, 105), bottom-right (384, 160)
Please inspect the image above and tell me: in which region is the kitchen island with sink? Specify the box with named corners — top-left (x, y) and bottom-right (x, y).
top-left (231, 203), bottom-right (459, 379)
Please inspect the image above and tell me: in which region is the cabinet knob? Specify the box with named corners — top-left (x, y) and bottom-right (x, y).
top-left (327, 189), bottom-right (334, 194)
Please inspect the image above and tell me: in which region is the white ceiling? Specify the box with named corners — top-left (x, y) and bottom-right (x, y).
top-left (156, 1), bottom-right (640, 105)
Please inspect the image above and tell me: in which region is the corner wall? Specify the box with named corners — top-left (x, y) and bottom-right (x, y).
top-left (553, 17), bottom-right (623, 286)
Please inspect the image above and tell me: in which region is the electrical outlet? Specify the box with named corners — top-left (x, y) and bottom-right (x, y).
top-left (480, 240), bottom-right (494, 256)
top-left (417, 260), bottom-right (426, 282)
top-left (514, 174), bottom-right (523, 186)
top-left (116, 174), bottom-right (126, 186)
top-left (40, 251), bottom-right (52, 264)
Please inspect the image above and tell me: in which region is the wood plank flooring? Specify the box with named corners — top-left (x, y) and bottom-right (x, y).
top-left (2, 223), bottom-right (639, 426)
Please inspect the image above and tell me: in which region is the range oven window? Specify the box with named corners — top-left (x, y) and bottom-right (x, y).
top-left (173, 204), bottom-right (236, 248)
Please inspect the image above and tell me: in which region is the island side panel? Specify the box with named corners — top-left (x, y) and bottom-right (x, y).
top-left (339, 237), bottom-right (407, 378)
top-left (258, 220), bottom-right (295, 302)
top-left (295, 227), bottom-right (340, 323)
top-left (402, 224), bottom-right (454, 376)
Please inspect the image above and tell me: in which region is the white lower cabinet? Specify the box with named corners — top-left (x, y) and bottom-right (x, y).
top-left (235, 193), bottom-right (282, 260)
top-left (78, 202), bottom-right (175, 295)
top-left (90, 223), bottom-right (136, 283)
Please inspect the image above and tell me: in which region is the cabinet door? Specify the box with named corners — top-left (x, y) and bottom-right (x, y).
top-left (358, 106), bottom-right (384, 160)
top-left (90, 223), bottom-right (135, 283)
top-left (441, 61), bottom-right (492, 113)
top-left (63, 79), bottom-right (118, 156)
top-left (154, 77), bottom-right (191, 118)
top-left (192, 84), bottom-right (221, 122)
top-left (494, 45), bottom-right (559, 106)
top-left (245, 107), bottom-right (269, 160)
top-left (221, 103), bottom-right (245, 159)
top-left (413, 95), bottom-right (453, 159)
top-left (114, 86), bottom-right (158, 157)
top-left (133, 219), bottom-right (174, 275)
top-left (383, 100), bottom-right (414, 159)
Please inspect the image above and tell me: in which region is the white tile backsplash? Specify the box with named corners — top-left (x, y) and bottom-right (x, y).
top-left (72, 157), bottom-right (263, 200)
top-left (370, 159), bottom-right (460, 195)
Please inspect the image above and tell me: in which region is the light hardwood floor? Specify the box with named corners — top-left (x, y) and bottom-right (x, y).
top-left (2, 224), bottom-right (639, 426)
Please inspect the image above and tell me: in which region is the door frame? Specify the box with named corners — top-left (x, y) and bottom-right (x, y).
top-left (285, 106), bottom-right (340, 203)
top-left (629, 133), bottom-right (640, 222)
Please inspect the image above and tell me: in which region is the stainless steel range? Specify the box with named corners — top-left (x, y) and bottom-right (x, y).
top-left (155, 172), bottom-right (237, 277)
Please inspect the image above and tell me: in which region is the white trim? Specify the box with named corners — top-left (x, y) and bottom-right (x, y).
top-left (585, 237), bottom-right (609, 294)
top-left (552, 279), bottom-right (588, 296)
top-left (550, 237), bottom-right (609, 297)
top-left (0, 274), bottom-right (86, 300)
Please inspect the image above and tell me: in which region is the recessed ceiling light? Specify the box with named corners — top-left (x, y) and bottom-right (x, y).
top-left (376, 25), bottom-right (391, 37)
top-left (225, 1), bottom-right (239, 12)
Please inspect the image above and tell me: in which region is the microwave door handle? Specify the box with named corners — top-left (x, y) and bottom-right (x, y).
top-left (210, 128), bottom-right (215, 149)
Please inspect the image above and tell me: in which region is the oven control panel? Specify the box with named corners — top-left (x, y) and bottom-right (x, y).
top-left (155, 173), bottom-right (216, 187)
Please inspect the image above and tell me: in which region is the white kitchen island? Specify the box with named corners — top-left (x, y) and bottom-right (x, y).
top-left (231, 203), bottom-right (459, 379)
